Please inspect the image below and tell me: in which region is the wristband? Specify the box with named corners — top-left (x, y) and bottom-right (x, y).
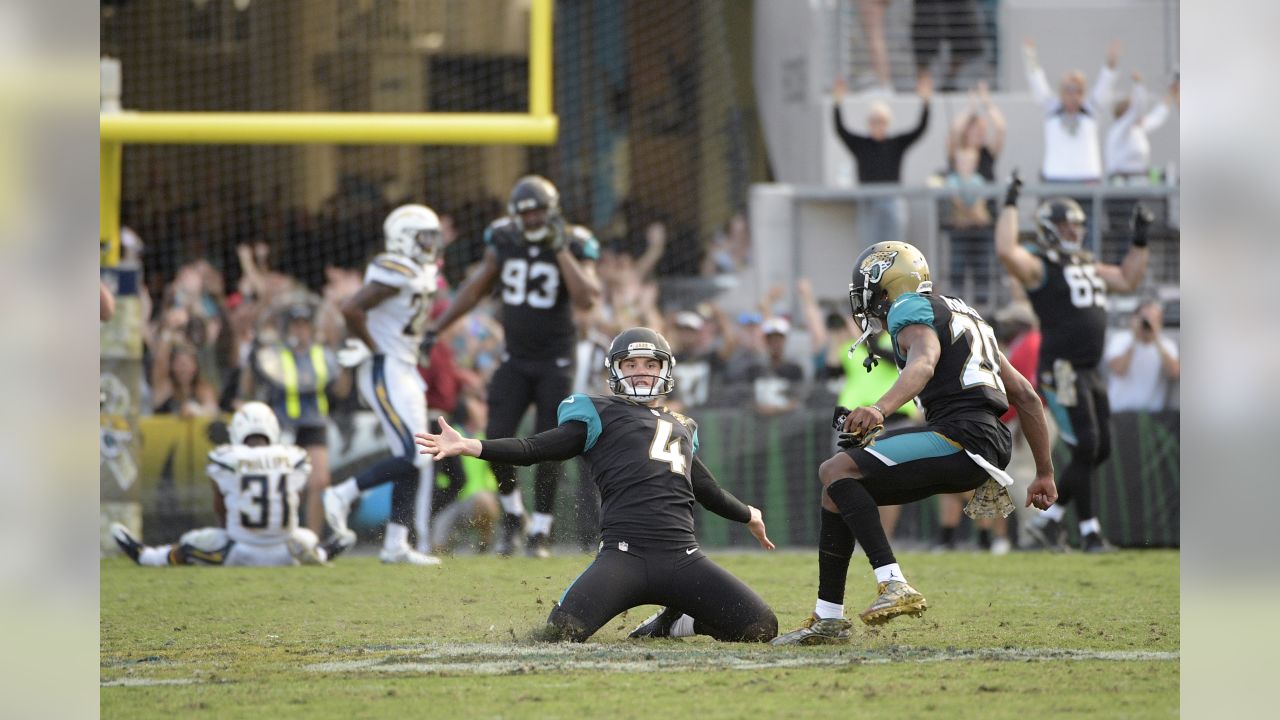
top-left (870, 404), bottom-right (887, 420)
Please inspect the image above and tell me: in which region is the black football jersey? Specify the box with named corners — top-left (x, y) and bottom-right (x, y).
top-left (484, 218), bottom-right (600, 361)
top-left (887, 292), bottom-right (1012, 465)
top-left (557, 393), bottom-right (702, 547)
top-left (1024, 244), bottom-right (1108, 369)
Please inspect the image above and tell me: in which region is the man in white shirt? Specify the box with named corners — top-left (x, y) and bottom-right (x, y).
top-left (1105, 301), bottom-right (1179, 412)
top-left (1023, 39), bottom-right (1120, 183)
top-left (1105, 74), bottom-right (1179, 181)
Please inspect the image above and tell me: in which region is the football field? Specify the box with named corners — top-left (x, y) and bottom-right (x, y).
top-left (101, 549), bottom-right (1178, 718)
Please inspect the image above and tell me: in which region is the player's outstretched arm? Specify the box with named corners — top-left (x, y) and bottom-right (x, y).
top-left (416, 419), bottom-right (588, 466)
top-left (998, 352), bottom-right (1057, 510)
top-left (1096, 204), bottom-right (1151, 293)
top-left (994, 172), bottom-right (1044, 288)
top-left (431, 248), bottom-right (500, 335)
top-left (690, 456), bottom-right (774, 550)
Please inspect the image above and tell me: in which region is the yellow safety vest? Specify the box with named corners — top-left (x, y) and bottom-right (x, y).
top-left (279, 345), bottom-right (329, 419)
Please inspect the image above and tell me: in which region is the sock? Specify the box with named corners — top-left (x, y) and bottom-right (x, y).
top-left (826, 478), bottom-right (896, 569)
top-left (814, 599), bottom-right (845, 620)
top-left (817, 509), bottom-right (854, 606)
top-left (384, 522), bottom-right (409, 551)
top-left (670, 614), bottom-right (696, 638)
top-left (1041, 503), bottom-right (1066, 523)
top-left (873, 562), bottom-right (907, 585)
top-left (500, 491), bottom-right (525, 516)
top-left (939, 526), bottom-right (956, 546)
top-left (140, 546), bottom-right (171, 567)
top-left (977, 528), bottom-right (992, 549)
top-left (529, 512), bottom-right (553, 537)
top-left (334, 478), bottom-right (360, 505)
top-left (1079, 517), bottom-right (1101, 536)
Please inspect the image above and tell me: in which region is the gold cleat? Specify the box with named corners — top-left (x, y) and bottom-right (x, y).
top-left (770, 614), bottom-right (853, 645)
top-left (859, 580), bottom-right (928, 625)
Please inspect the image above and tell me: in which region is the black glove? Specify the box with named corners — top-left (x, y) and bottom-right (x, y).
top-left (831, 405), bottom-right (853, 432)
top-left (547, 217), bottom-right (568, 252)
top-left (837, 425), bottom-right (884, 450)
top-left (863, 353), bottom-right (879, 373)
top-left (418, 329), bottom-right (438, 359)
top-left (1130, 203), bottom-right (1154, 248)
top-left (1003, 170), bottom-right (1023, 208)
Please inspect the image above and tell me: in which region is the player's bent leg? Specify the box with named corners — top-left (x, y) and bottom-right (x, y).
top-left (661, 553), bottom-right (778, 643)
top-left (537, 547), bottom-right (648, 643)
top-left (175, 527), bottom-right (232, 566)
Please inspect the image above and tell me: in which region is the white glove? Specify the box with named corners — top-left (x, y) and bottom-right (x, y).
top-left (337, 338), bottom-right (373, 368)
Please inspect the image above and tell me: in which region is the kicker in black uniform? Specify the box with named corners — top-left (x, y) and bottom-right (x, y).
top-left (994, 173), bottom-right (1149, 552)
top-left (415, 327), bottom-right (779, 643)
top-left (774, 241), bottom-right (1059, 646)
top-left (427, 175), bottom-right (602, 557)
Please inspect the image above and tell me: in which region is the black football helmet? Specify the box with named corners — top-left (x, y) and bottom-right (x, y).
top-left (1034, 198), bottom-right (1087, 252)
top-left (605, 327), bottom-right (676, 400)
top-left (508, 175), bottom-right (561, 243)
top-left (849, 241), bottom-right (932, 330)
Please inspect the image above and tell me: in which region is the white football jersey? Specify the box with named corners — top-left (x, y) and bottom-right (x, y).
top-left (363, 253), bottom-right (437, 364)
top-left (207, 444), bottom-right (310, 546)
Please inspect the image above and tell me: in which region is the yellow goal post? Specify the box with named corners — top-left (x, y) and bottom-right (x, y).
top-left (99, 0), bottom-right (557, 267)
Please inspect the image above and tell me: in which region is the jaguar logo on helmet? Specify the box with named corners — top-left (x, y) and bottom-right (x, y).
top-left (861, 250), bottom-right (899, 284)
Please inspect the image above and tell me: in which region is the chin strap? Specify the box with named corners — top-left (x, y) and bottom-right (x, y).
top-left (846, 318), bottom-right (883, 361)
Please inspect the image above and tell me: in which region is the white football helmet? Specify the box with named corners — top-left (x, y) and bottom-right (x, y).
top-left (384, 204), bottom-right (443, 266)
top-left (230, 401), bottom-right (281, 446)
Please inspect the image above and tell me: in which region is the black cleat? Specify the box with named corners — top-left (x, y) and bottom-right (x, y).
top-left (526, 532), bottom-right (552, 559)
top-left (629, 606), bottom-right (684, 639)
top-left (1082, 532), bottom-right (1114, 554)
top-left (322, 533), bottom-right (356, 561)
top-left (110, 522), bottom-right (143, 564)
top-left (1024, 517), bottom-right (1068, 552)
top-left (496, 513), bottom-right (526, 557)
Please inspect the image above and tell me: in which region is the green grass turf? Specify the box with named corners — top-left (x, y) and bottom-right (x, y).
top-left (101, 549), bottom-right (1178, 719)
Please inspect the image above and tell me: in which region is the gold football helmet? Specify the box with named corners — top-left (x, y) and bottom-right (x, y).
top-left (848, 241), bottom-right (931, 326)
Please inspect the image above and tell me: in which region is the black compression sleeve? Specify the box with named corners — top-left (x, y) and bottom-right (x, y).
top-left (690, 456), bottom-right (752, 524)
top-left (478, 422), bottom-right (587, 466)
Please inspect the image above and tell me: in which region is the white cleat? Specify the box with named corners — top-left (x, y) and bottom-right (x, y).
top-left (379, 544), bottom-right (443, 566)
top-left (323, 487), bottom-right (356, 546)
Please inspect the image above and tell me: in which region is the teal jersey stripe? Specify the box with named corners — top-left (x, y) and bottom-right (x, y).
top-left (887, 292), bottom-right (936, 340)
top-left (1041, 388), bottom-right (1077, 446)
top-left (557, 394), bottom-right (602, 451)
top-left (866, 431), bottom-right (961, 465)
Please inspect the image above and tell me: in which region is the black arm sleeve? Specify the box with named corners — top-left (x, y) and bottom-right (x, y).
top-left (478, 422), bottom-right (587, 466)
top-left (898, 101), bottom-right (931, 149)
top-left (833, 105), bottom-right (867, 158)
top-left (690, 456), bottom-right (752, 524)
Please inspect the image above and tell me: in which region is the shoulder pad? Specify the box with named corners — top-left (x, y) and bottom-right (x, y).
top-left (207, 444), bottom-right (237, 471)
top-left (887, 292), bottom-right (937, 338)
top-left (372, 253), bottom-right (419, 277)
top-left (283, 444), bottom-right (310, 470)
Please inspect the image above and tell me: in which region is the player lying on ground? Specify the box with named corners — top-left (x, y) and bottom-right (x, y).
top-left (773, 242), bottom-right (1057, 645)
top-left (416, 327), bottom-right (779, 642)
top-left (112, 402), bottom-right (353, 567)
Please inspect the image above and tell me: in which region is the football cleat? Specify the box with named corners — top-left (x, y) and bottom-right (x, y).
top-left (526, 532), bottom-right (552, 559)
top-left (859, 580), bottom-right (928, 625)
top-left (322, 487), bottom-right (356, 547)
top-left (379, 544), bottom-right (442, 566)
top-left (770, 614), bottom-right (853, 645)
top-left (1082, 532), bottom-right (1114, 554)
top-left (288, 537), bottom-right (326, 566)
top-left (1024, 517), bottom-right (1068, 552)
top-left (629, 606), bottom-right (683, 639)
top-left (496, 513), bottom-right (526, 557)
top-left (110, 522), bottom-right (143, 565)
top-left (322, 532), bottom-right (356, 562)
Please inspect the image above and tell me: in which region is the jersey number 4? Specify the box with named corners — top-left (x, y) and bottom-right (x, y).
top-left (501, 259), bottom-right (560, 309)
top-left (649, 420), bottom-right (688, 476)
top-left (241, 474), bottom-right (296, 530)
top-left (949, 314), bottom-right (1006, 393)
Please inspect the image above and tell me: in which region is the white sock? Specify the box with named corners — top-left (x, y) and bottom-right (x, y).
top-left (670, 614), bottom-right (696, 638)
top-left (1079, 517), bottom-right (1101, 536)
top-left (384, 522), bottom-right (409, 551)
top-left (529, 512), bottom-right (553, 536)
top-left (1041, 503), bottom-right (1066, 523)
top-left (873, 563), bottom-right (906, 585)
top-left (814, 599), bottom-right (844, 619)
top-left (140, 546), bottom-right (171, 567)
top-left (499, 491), bottom-right (525, 516)
top-left (335, 478), bottom-right (360, 505)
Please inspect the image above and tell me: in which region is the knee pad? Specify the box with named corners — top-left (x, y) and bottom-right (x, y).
top-left (544, 603), bottom-right (591, 643)
top-left (743, 612), bottom-right (779, 643)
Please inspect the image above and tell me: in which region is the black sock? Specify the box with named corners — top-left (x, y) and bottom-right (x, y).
top-left (827, 478), bottom-right (896, 569)
top-left (977, 528), bottom-right (992, 549)
top-left (939, 526), bottom-right (956, 546)
top-left (818, 509), bottom-right (854, 606)
top-left (390, 471), bottom-right (420, 528)
top-left (355, 456), bottom-right (418, 491)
